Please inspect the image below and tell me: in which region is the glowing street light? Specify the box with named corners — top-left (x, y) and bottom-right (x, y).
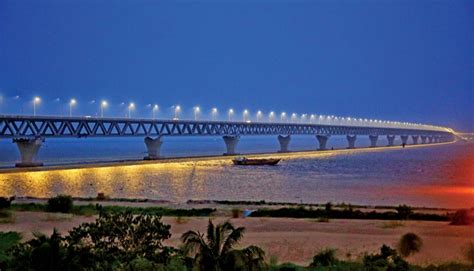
top-left (152, 104), bottom-right (159, 119)
top-left (291, 113), bottom-right (298, 123)
top-left (128, 102), bottom-right (135, 118)
top-left (280, 112), bottom-right (286, 123)
top-left (243, 109), bottom-right (249, 122)
top-left (193, 106), bottom-right (200, 120)
top-left (301, 114), bottom-right (307, 123)
top-left (256, 110), bottom-right (262, 122)
top-left (69, 99), bottom-right (77, 117)
top-left (228, 109), bottom-right (234, 121)
top-left (33, 96), bottom-right (41, 116)
top-left (310, 114), bottom-right (316, 123)
top-left (174, 105), bottom-right (181, 120)
top-left (100, 100), bottom-right (108, 117)
top-left (269, 111), bottom-right (275, 122)
top-left (211, 107), bottom-right (218, 121)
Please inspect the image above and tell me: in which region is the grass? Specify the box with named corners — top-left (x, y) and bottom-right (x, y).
top-left (0, 210), bottom-right (15, 224)
top-left (249, 206), bottom-right (449, 221)
top-left (10, 203), bottom-right (216, 217)
top-left (0, 231), bottom-right (21, 263)
top-left (380, 220), bottom-right (405, 229)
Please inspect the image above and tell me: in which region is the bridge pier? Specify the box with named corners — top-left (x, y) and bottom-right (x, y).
top-left (420, 136), bottom-right (427, 144)
top-left (277, 135), bottom-right (291, 152)
top-left (401, 135), bottom-right (409, 146)
top-left (369, 135), bottom-right (378, 147)
top-left (316, 135), bottom-right (329, 150)
top-left (346, 135), bottom-right (357, 149)
top-left (13, 137), bottom-right (44, 167)
top-left (411, 135), bottom-right (419, 145)
top-left (223, 135), bottom-right (240, 155)
top-left (144, 136), bottom-right (163, 160)
top-left (387, 135), bottom-right (395, 146)
top-left (428, 136), bottom-right (433, 144)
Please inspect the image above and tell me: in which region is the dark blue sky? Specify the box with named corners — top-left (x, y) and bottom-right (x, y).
top-left (0, 0), bottom-right (472, 131)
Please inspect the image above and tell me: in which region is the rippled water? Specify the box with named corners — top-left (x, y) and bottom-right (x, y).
top-left (0, 140), bottom-right (472, 209)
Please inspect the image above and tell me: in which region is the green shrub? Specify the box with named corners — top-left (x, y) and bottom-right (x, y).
top-left (47, 195), bottom-right (73, 213)
top-left (310, 248), bottom-right (338, 267)
top-left (363, 244), bottom-right (409, 271)
top-left (398, 232), bottom-right (423, 257)
top-left (0, 232), bottom-right (21, 268)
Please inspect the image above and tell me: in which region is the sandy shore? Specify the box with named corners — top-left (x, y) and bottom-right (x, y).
top-left (1, 211), bottom-right (472, 266)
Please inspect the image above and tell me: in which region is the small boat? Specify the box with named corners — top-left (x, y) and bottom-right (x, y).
top-left (232, 157), bottom-right (281, 166)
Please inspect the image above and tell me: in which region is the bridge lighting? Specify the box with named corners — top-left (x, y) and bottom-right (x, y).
top-left (100, 101), bottom-right (108, 117)
top-left (194, 106), bottom-right (200, 120)
top-left (174, 105), bottom-right (181, 120)
top-left (152, 104), bottom-right (159, 119)
top-left (301, 114), bottom-right (307, 123)
top-left (228, 108), bottom-right (234, 121)
top-left (256, 110), bottom-right (262, 122)
top-left (211, 107), bottom-right (218, 121)
top-left (269, 111), bottom-right (275, 122)
top-left (280, 112), bottom-right (287, 123)
top-left (33, 96), bottom-right (41, 116)
top-left (243, 109), bottom-right (249, 122)
top-left (291, 113), bottom-right (297, 123)
top-left (128, 103), bottom-right (135, 118)
top-left (69, 99), bottom-right (77, 117)
top-left (310, 114), bottom-right (315, 123)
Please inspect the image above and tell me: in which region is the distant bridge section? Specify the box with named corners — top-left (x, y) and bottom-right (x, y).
top-left (0, 115), bottom-right (455, 167)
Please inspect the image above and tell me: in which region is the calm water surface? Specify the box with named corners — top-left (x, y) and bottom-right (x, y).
top-left (0, 139), bottom-right (472, 209)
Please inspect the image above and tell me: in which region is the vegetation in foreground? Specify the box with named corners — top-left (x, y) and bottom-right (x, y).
top-left (8, 195), bottom-right (215, 217)
top-left (0, 210), bottom-right (472, 270)
top-left (5, 195), bottom-right (457, 223)
top-left (1, 196), bottom-right (473, 270)
top-left (249, 204), bottom-right (450, 221)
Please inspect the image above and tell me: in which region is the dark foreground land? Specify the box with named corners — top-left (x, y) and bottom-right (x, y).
top-left (1, 196), bottom-right (474, 270)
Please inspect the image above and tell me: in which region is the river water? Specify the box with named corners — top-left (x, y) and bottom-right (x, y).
top-left (0, 137), bottom-right (472, 209)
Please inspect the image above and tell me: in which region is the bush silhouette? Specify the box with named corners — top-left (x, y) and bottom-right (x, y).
top-left (398, 233), bottom-right (423, 257)
top-left (47, 195), bottom-right (73, 213)
top-left (310, 248), bottom-right (338, 267)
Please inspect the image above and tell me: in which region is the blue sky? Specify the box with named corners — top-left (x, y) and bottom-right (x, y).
top-left (0, 0), bottom-right (472, 131)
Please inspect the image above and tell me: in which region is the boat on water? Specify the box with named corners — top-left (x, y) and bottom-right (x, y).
top-left (232, 157), bottom-right (281, 166)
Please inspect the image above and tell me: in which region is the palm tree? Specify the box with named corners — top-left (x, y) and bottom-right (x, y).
top-left (181, 220), bottom-right (266, 271)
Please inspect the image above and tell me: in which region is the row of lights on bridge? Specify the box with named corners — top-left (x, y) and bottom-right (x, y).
top-left (2, 96), bottom-right (448, 132)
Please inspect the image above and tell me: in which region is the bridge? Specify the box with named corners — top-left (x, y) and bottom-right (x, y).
top-left (0, 115), bottom-right (455, 167)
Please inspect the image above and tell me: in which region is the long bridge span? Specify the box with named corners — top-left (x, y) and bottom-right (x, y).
top-left (0, 115), bottom-right (455, 167)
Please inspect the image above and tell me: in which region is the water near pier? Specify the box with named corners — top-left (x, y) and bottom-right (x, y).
top-left (0, 137), bottom-right (472, 209)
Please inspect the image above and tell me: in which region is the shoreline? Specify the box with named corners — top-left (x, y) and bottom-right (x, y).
top-left (0, 140), bottom-right (455, 173)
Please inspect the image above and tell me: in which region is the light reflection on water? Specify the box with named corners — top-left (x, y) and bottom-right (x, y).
top-left (0, 142), bottom-right (472, 209)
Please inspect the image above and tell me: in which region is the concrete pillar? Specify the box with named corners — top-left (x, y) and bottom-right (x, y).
top-left (346, 135), bottom-right (357, 149)
top-left (387, 135), bottom-right (395, 146)
top-left (401, 135), bottom-right (409, 145)
top-left (223, 135), bottom-right (240, 155)
top-left (277, 135), bottom-right (291, 152)
top-left (420, 136), bottom-right (427, 144)
top-left (144, 136), bottom-right (163, 160)
top-left (428, 136), bottom-right (433, 143)
top-left (411, 135), bottom-right (419, 145)
top-left (316, 135), bottom-right (329, 150)
top-left (13, 137), bottom-right (44, 167)
top-left (369, 135), bottom-right (378, 147)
